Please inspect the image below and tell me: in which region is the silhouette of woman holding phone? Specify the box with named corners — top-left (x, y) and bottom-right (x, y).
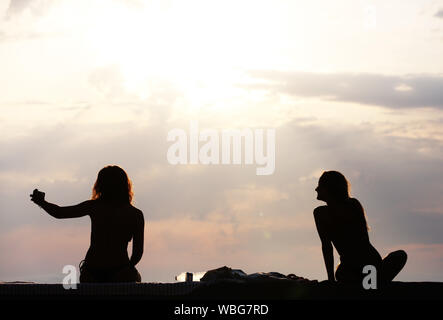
top-left (313, 171), bottom-right (407, 286)
top-left (30, 165), bottom-right (144, 283)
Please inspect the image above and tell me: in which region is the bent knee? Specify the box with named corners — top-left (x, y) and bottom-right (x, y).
top-left (393, 250), bottom-right (408, 263)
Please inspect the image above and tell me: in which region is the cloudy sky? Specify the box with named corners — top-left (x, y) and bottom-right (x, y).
top-left (1, 0), bottom-right (443, 283)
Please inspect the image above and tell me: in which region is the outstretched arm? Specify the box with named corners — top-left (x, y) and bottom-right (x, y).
top-left (30, 189), bottom-right (92, 219)
top-left (130, 210), bottom-right (145, 267)
top-left (314, 208), bottom-right (335, 282)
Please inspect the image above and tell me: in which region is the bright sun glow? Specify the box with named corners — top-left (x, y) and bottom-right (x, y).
top-left (15, 0), bottom-right (300, 121)
top-left (72, 0), bottom-right (288, 108)
top-left (80, 1), bottom-right (253, 102)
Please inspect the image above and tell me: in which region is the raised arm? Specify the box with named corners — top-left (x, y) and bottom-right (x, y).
top-left (314, 207), bottom-right (335, 282)
top-left (30, 189), bottom-right (93, 219)
top-left (130, 210), bottom-right (145, 267)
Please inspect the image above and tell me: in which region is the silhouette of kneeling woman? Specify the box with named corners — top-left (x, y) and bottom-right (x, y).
top-left (314, 171), bottom-right (407, 286)
top-left (30, 165), bottom-right (144, 283)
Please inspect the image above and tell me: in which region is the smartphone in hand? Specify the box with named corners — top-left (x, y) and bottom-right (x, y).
top-left (30, 189), bottom-right (45, 205)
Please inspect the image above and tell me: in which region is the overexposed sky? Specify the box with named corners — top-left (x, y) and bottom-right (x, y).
top-left (1, 0), bottom-right (443, 283)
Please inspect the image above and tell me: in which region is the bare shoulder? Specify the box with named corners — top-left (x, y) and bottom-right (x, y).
top-left (88, 199), bottom-right (102, 206)
top-left (130, 205), bottom-right (145, 221)
top-left (348, 198), bottom-right (363, 210)
top-left (82, 199), bottom-right (97, 211)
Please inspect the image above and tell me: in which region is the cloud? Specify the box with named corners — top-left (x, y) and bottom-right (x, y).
top-left (6, 0), bottom-right (30, 16)
top-left (5, 0), bottom-right (53, 17)
top-left (244, 70), bottom-right (443, 110)
top-left (435, 9), bottom-right (443, 18)
top-left (88, 65), bottom-right (128, 100)
top-left (0, 224), bottom-right (89, 281)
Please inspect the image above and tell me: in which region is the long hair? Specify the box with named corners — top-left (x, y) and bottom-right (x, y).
top-left (319, 170), bottom-right (370, 230)
top-left (319, 170), bottom-right (350, 201)
top-left (91, 165), bottom-right (133, 205)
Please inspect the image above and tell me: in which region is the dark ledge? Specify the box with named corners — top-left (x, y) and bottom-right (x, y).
top-left (1, 280), bottom-right (442, 300)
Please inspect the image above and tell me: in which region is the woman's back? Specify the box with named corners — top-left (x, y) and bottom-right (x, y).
top-left (322, 198), bottom-right (380, 265)
top-left (30, 165), bottom-right (144, 282)
top-left (85, 199), bottom-right (142, 269)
